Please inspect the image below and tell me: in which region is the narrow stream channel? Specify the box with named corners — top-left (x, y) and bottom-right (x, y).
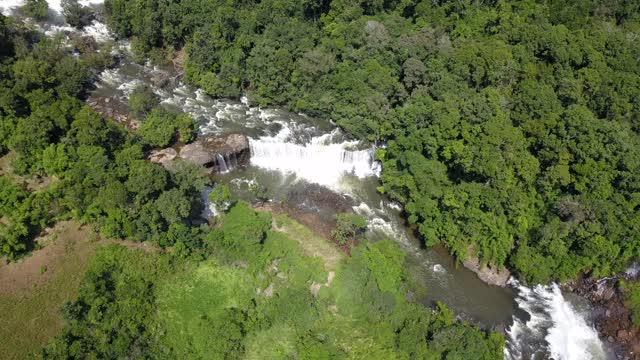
top-left (0, 3), bottom-right (612, 359)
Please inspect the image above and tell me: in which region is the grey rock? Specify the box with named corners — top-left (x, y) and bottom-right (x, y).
top-left (462, 250), bottom-right (511, 287)
top-left (178, 133), bottom-right (250, 172)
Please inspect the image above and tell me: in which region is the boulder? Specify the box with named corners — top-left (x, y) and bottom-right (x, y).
top-left (179, 141), bottom-right (214, 167)
top-left (462, 253), bottom-right (511, 287)
top-left (178, 133), bottom-right (250, 172)
top-left (148, 148), bottom-right (177, 167)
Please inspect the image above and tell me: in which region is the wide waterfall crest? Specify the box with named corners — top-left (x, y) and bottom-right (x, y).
top-left (249, 127), bottom-right (379, 189)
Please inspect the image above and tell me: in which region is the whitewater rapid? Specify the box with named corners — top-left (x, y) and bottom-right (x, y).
top-left (506, 281), bottom-right (608, 360)
top-left (0, 0), bottom-right (104, 16)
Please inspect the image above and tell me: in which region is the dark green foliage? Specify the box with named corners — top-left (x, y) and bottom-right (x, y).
top-left (22, 0), bottom-right (49, 20)
top-left (100, 0), bottom-right (640, 283)
top-left (128, 84), bottom-right (158, 118)
top-left (331, 213), bottom-right (367, 245)
top-left (61, 0), bottom-right (94, 29)
top-left (249, 182), bottom-right (269, 205)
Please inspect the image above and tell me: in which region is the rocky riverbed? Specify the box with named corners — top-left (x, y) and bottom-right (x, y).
top-left (566, 274), bottom-right (640, 360)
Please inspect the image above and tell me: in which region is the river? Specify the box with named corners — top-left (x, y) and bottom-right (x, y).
top-left (1, 3), bottom-right (612, 359)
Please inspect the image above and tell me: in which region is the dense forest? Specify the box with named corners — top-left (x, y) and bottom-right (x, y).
top-left (102, 0), bottom-right (640, 284)
top-left (0, 10), bottom-right (504, 358)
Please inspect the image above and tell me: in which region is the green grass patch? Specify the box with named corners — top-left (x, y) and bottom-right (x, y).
top-left (0, 233), bottom-right (99, 359)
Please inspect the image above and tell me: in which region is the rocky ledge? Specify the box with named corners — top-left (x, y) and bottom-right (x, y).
top-left (565, 275), bottom-right (640, 360)
top-left (150, 134), bottom-right (250, 173)
top-left (87, 96), bottom-right (140, 130)
top-left (462, 248), bottom-right (511, 287)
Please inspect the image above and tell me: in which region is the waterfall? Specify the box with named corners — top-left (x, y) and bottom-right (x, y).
top-left (248, 135), bottom-right (379, 189)
top-left (215, 154), bottom-right (229, 173)
top-left (505, 281), bottom-right (607, 360)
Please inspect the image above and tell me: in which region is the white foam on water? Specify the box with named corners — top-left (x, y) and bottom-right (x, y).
top-left (432, 264), bottom-right (446, 274)
top-left (506, 280), bottom-right (607, 360)
top-left (249, 124), bottom-right (379, 190)
top-left (1, 0), bottom-right (104, 16)
top-left (200, 187), bottom-right (218, 219)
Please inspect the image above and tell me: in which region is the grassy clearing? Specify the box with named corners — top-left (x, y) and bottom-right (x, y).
top-left (0, 222), bottom-right (101, 359)
top-left (272, 213), bottom-right (343, 271)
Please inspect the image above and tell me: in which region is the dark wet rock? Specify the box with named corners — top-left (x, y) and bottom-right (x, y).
top-left (178, 134), bottom-right (250, 172)
top-left (565, 275), bottom-right (640, 360)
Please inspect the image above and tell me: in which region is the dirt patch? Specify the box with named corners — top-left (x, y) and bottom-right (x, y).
top-left (0, 151), bottom-right (55, 192)
top-left (0, 221), bottom-right (97, 294)
top-left (0, 221), bottom-right (160, 359)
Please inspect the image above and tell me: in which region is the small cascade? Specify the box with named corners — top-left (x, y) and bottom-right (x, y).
top-left (506, 280), bottom-right (607, 360)
top-left (216, 154), bottom-right (229, 173)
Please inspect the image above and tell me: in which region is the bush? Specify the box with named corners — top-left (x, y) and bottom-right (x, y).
top-left (139, 108), bottom-right (177, 147)
top-left (22, 0), bottom-right (49, 20)
top-left (331, 213), bottom-right (367, 245)
top-left (61, 0), bottom-right (94, 28)
top-left (177, 114), bottom-right (197, 143)
top-left (128, 85), bottom-right (159, 118)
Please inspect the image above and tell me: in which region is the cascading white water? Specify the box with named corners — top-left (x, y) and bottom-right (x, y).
top-left (0, 0), bottom-right (104, 15)
top-left (216, 154), bottom-right (229, 173)
top-left (506, 280), bottom-right (607, 360)
top-left (249, 133), bottom-right (379, 190)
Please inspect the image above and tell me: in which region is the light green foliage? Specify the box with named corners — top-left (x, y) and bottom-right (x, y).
top-left (43, 245), bottom-right (171, 358)
top-left (208, 183), bottom-right (231, 209)
top-left (219, 201), bottom-right (271, 254)
top-left (331, 213), bottom-right (367, 245)
top-left (138, 108), bottom-right (178, 147)
top-left (156, 261), bottom-right (256, 358)
top-left (176, 114), bottom-right (197, 143)
top-left (22, 0), bottom-right (49, 20)
top-left (364, 240), bottom-right (405, 294)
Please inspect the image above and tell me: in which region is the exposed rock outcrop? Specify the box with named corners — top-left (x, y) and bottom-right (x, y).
top-left (566, 275), bottom-right (640, 360)
top-left (87, 96), bottom-right (140, 130)
top-left (148, 148), bottom-right (177, 167)
top-left (177, 133), bottom-right (250, 172)
top-left (462, 252), bottom-right (511, 287)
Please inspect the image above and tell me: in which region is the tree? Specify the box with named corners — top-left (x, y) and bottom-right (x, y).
top-left (249, 182), bottom-right (269, 206)
top-left (22, 0), bottom-right (49, 20)
top-left (139, 108), bottom-right (177, 147)
top-left (332, 213), bottom-right (367, 246)
top-left (128, 85), bottom-right (159, 118)
top-left (61, 0), bottom-right (94, 28)
top-left (208, 184), bottom-right (231, 211)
